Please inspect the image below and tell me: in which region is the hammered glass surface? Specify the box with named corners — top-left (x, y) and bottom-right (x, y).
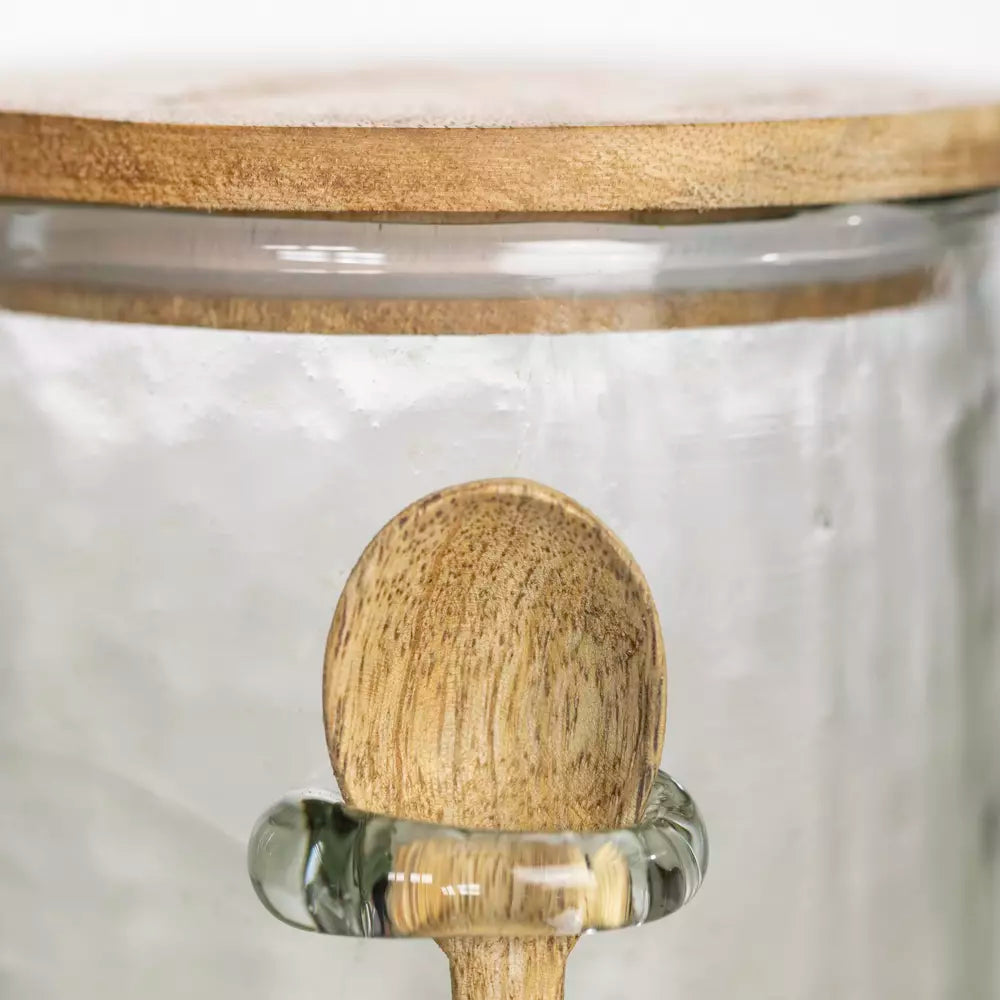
top-left (0, 199), bottom-right (997, 1000)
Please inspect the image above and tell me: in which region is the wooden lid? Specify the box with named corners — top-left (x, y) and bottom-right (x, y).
top-left (2, 64), bottom-right (999, 214)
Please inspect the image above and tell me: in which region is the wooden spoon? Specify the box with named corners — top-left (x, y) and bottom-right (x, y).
top-left (323, 478), bottom-right (666, 1000)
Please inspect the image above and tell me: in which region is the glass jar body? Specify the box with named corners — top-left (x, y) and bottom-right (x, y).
top-left (0, 197), bottom-right (997, 1000)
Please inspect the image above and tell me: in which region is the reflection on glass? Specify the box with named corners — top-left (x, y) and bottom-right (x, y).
top-left (247, 770), bottom-right (707, 938)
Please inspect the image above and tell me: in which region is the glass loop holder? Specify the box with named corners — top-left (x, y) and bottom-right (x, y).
top-left (248, 770), bottom-right (707, 938)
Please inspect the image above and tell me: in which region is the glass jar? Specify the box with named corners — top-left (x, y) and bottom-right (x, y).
top-left (1, 189), bottom-right (996, 1000)
top-left (3, 62), bottom-right (1000, 1000)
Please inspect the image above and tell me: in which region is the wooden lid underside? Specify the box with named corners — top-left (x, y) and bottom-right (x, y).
top-left (1, 66), bottom-right (999, 214)
top-left (0, 271), bottom-right (936, 334)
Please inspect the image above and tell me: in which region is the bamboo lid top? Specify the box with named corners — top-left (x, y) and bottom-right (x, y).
top-left (2, 63), bottom-right (999, 214)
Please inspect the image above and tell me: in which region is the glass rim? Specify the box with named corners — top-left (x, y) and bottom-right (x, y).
top-left (2, 194), bottom-right (996, 298)
top-left (1, 193), bottom-right (994, 334)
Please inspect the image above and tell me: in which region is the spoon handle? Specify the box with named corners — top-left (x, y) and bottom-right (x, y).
top-left (442, 939), bottom-right (574, 1000)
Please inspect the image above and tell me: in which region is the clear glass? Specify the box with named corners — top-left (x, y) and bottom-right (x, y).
top-left (247, 771), bottom-right (707, 938)
top-left (0, 194), bottom-right (996, 1000)
top-left (0, 198), bottom-right (971, 300)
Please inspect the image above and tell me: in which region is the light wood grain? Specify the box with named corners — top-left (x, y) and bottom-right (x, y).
top-left (386, 837), bottom-right (630, 936)
top-left (1, 104), bottom-right (999, 213)
top-left (323, 479), bottom-right (666, 999)
top-left (6, 65), bottom-right (995, 127)
top-left (0, 271), bottom-right (937, 334)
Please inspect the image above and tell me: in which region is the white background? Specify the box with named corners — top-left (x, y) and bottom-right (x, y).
top-left (2, 0), bottom-right (999, 84)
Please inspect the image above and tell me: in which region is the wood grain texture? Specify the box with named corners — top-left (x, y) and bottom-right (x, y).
top-left (386, 837), bottom-right (630, 936)
top-left (323, 479), bottom-right (666, 1000)
top-left (1, 104), bottom-right (999, 213)
top-left (444, 940), bottom-right (575, 1000)
top-left (5, 65), bottom-right (994, 127)
top-left (0, 271), bottom-right (937, 334)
